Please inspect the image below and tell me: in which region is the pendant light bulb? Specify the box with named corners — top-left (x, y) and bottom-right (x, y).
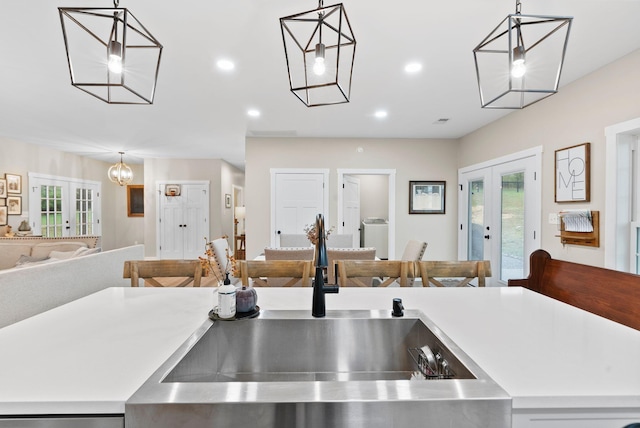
top-left (108, 40), bottom-right (123, 74)
top-left (511, 45), bottom-right (526, 78)
top-left (313, 43), bottom-right (326, 76)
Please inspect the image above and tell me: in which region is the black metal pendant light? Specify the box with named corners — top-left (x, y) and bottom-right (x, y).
top-left (280, 1), bottom-right (356, 107)
top-left (473, 0), bottom-right (572, 109)
top-left (59, 0), bottom-right (163, 104)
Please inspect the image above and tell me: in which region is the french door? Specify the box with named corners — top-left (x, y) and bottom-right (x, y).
top-left (458, 149), bottom-right (541, 286)
top-left (28, 173), bottom-right (102, 237)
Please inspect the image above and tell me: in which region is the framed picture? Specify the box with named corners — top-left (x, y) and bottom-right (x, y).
top-left (555, 142), bottom-right (590, 202)
top-left (5, 174), bottom-right (21, 194)
top-left (165, 184), bottom-right (181, 196)
top-left (409, 181), bottom-right (446, 214)
top-left (0, 179), bottom-right (6, 198)
top-left (225, 193), bottom-right (231, 208)
top-left (7, 196), bottom-right (21, 215)
top-left (0, 206), bottom-right (7, 226)
top-left (127, 185), bottom-right (144, 217)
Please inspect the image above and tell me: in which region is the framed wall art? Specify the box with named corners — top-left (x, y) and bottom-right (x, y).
top-left (127, 185), bottom-right (144, 217)
top-left (225, 193), bottom-right (231, 208)
top-left (7, 196), bottom-right (21, 215)
top-left (555, 142), bottom-right (590, 203)
top-left (0, 178), bottom-right (6, 198)
top-left (409, 181), bottom-right (446, 214)
top-left (0, 206), bottom-right (7, 226)
top-left (5, 174), bottom-right (21, 194)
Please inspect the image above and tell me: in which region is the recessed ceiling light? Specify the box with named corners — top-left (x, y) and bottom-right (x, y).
top-left (216, 59), bottom-right (235, 71)
top-left (374, 110), bottom-right (388, 119)
top-left (404, 62), bottom-right (422, 73)
top-left (247, 109), bottom-right (260, 117)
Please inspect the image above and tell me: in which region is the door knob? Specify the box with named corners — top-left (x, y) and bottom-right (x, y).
top-left (484, 235), bottom-right (490, 239)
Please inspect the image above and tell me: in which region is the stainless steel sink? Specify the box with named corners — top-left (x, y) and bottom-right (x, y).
top-left (126, 310), bottom-right (510, 428)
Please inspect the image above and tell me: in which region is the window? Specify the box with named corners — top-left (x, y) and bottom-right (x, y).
top-left (28, 173), bottom-right (101, 237)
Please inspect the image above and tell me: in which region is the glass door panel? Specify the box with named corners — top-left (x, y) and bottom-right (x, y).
top-left (500, 172), bottom-right (525, 281)
top-left (468, 179), bottom-right (485, 261)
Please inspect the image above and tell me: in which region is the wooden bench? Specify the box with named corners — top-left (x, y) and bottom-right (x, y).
top-left (508, 249), bottom-right (640, 331)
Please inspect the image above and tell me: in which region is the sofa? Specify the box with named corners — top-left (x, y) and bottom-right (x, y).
top-left (0, 244), bottom-right (144, 328)
top-left (0, 235), bottom-right (101, 270)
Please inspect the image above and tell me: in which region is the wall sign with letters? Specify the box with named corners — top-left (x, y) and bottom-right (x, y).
top-left (555, 143), bottom-right (590, 203)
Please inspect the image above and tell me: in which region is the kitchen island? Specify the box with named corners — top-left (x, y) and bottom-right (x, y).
top-left (0, 286), bottom-right (639, 427)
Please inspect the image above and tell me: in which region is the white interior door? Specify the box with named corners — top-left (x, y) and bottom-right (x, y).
top-left (182, 184), bottom-right (209, 259)
top-left (459, 149), bottom-right (541, 286)
top-left (272, 171), bottom-right (328, 247)
top-left (159, 193), bottom-right (185, 259)
top-left (158, 182), bottom-right (209, 259)
top-left (342, 175), bottom-right (361, 247)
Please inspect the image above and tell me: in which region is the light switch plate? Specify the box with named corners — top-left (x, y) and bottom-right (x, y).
top-left (548, 213), bottom-right (559, 225)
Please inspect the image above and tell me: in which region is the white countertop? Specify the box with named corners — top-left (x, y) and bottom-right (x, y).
top-left (0, 286), bottom-right (639, 415)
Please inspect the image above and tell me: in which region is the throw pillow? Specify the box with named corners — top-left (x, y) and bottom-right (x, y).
top-left (14, 254), bottom-right (50, 266)
top-left (48, 250), bottom-right (77, 260)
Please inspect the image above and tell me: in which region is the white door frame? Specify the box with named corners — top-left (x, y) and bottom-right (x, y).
top-left (605, 117), bottom-right (640, 271)
top-left (337, 169), bottom-right (396, 260)
top-left (270, 168), bottom-right (330, 248)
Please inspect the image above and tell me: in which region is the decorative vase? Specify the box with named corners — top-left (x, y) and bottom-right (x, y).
top-left (236, 286), bottom-right (257, 313)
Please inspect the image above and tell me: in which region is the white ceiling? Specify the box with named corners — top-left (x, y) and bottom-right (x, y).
top-left (2, 0), bottom-right (639, 170)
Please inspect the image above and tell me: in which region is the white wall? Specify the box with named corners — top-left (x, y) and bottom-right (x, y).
top-left (245, 137), bottom-right (459, 260)
top-left (459, 48), bottom-right (640, 267)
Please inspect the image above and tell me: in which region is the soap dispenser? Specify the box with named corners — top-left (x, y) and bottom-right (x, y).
top-left (216, 273), bottom-right (236, 319)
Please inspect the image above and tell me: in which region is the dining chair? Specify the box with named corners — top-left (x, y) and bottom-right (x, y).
top-left (264, 247), bottom-right (315, 286)
top-left (326, 247), bottom-right (376, 285)
top-left (123, 260), bottom-right (203, 287)
top-left (416, 260), bottom-right (491, 287)
top-left (400, 240), bottom-right (428, 285)
top-left (326, 234), bottom-right (353, 248)
top-left (238, 260), bottom-right (314, 287)
top-left (279, 234), bottom-right (312, 248)
top-left (336, 260), bottom-right (416, 287)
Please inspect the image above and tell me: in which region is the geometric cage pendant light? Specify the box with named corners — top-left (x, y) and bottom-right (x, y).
top-left (108, 152), bottom-right (133, 186)
top-left (280, 0), bottom-right (356, 107)
top-left (473, 0), bottom-right (572, 109)
top-left (58, 0), bottom-right (163, 105)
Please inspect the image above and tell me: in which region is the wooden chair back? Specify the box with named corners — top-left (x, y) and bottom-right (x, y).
top-left (336, 260), bottom-right (416, 287)
top-left (326, 247), bottom-right (377, 285)
top-left (417, 260), bottom-right (491, 287)
top-left (264, 247), bottom-right (315, 286)
top-left (123, 260), bottom-right (203, 287)
top-left (239, 260), bottom-right (313, 287)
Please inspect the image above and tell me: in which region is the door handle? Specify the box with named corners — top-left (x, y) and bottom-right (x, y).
top-left (484, 235), bottom-right (490, 240)
top-left (277, 230), bottom-right (281, 234)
